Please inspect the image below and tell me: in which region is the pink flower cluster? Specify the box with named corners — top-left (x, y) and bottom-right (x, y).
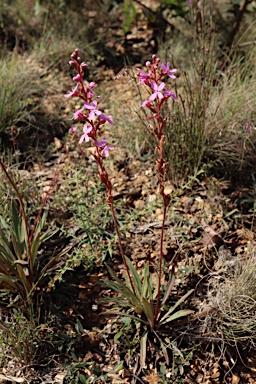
top-left (65, 49), bottom-right (114, 157)
top-left (137, 55), bottom-right (179, 140)
top-left (138, 55), bottom-right (179, 115)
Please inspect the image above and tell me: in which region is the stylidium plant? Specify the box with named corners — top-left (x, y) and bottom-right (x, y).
top-left (66, 50), bottom-right (193, 355)
top-left (138, 55), bottom-right (179, 325)
top-left (65, 49), bottom-right (136, 295)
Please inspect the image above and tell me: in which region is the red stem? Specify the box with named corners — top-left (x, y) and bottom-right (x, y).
top-left (109, 202), bottom-right (136, 296)
top-left (154, 203), bottom-right (167, 326)
top-left (96, 149), bottom-right (137, 297)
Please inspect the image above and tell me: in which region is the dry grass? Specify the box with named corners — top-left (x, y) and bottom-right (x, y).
top-left (204, 245), bottom-right (256, 347)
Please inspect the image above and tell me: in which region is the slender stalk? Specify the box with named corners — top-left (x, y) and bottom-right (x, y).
top-left (154, 204), bottom-right (167, 326)
top-left (0, 159), bottom-right (34, 281)
top-left (109, 202), bottom-right (136, 296)
top-left (96, 150), bottom-right (137, 297)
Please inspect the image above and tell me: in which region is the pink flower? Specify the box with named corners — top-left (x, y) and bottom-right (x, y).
top-left (163, 88), bottom-right (179, 102)
top-left (137, 69), bottom-right (151, 85)
top-left (95, 137), bottom-right (114, 157)
top-left (73, 74), bottom-right (82, 82)
top-left (149, 81), bottom-right (165, 100)
top-left (98, 114), bottom-right (114, 125)
top-left (73, 104), bottom-right (86, 120)
top-left (141, 100), bottom-right (152, 108)
top-left (161, 63), bottom-right (177, 79)
top-left (65, 84), bottom-right (79, 98)
top-left (69, 126), bottom-right (77, 133)
top-left (79, 124), bottom-right (92, 144)
top-left (84, 100), bottom-right (103, 120)
top-left (88, 82), bottom-right (96, 98)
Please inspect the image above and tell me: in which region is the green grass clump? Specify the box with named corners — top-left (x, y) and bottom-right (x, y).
top-left (0, 306), bottom-right (54, 367)
top-left (0, 53), bottom-right (46, 146)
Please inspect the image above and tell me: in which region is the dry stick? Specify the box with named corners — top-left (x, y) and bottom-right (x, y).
top-left (0, 159), bottom-right (34, 281)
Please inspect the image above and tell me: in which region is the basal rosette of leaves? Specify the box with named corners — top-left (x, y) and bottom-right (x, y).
top-left (0, 160), bottom-right (65, 305)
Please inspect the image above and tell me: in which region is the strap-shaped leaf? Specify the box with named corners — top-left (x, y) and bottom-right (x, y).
top-left (125, 256), bottom-right (142, 297)
top-left (103, 278), bottom-right (143, 312)
top-left (11, 200), bottom-right (21, 242)
top-left (100, 310), bottom-right (148, 325)
top-left (161, 267), bottom-right (175, 308)
top-left (16, 264), bottom-right (31, 294)
top-left (159, 338), bottom-right (169, 365)
top-left (0, 243), bottom-right (16, 264)
top-left (140, 331), bottom-right (148, 368)
top-left (0, 273), bottom-right (19, 290)
top-left (11, 233), bottom-right (23, 259)
top-left (141, 298), bottom-right (154, 327)
top-left (160, 309), bottom-right (194, 325)
top-left (160, 289), bottom-right (194, 324)
top-left (30, 233), bottom-right (41, 266)
top-left (141, 263), bottom-right (149, 298)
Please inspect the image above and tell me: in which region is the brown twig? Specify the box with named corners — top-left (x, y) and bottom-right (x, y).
top-left (226, 0), bottom-right (250, 48)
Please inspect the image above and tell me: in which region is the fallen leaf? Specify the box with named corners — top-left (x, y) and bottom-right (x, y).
top-left (201, 219), bottom-right (223, 246)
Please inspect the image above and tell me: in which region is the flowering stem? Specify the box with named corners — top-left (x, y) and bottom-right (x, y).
top-left (138, 55), bottom-right (179, 327)
top-left (109, 201), bottom-right (136, 296)
top-left (95, 148), bottom-right (137, 296)
top-left (154, 203), bottom-right (168, 326)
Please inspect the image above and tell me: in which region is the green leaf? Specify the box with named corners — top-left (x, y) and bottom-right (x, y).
top-left (103, 278), bottom-right (143, 313)
top-left (141, 298), bottom-right (154, 327)
top-left (140, 331), bottom-right (148, 368)
top-left (30, 234), bottom-right (41, 266)
top-left (114, 331), bottom-right (123, 341)
top-left (114, 360), bottom-right (124, 373)
top-left (125, 256), bottom-right (142, 297)
top-left (160, 309), bottom-right (194, 325)
top-left (11, 200), bottom-right (21, 241)
top-left (79, 374), bottom-right (87, 384)
top-left (160, 289), bottom-right (194, 324)
top-left (161, 267), bottom-right (175, 307)
top-left (16, 264), bottom-right (31, 294)
top-left (101, 310), bottom-right (148, 325)
top-left (159, 338), bottom-right (169, 365)
top-left (0, 242), bottom-right (16, 264)
top-left (0, 273), bottom-right (19, 289)
top-left (141, 262), bottom-right (149, 298)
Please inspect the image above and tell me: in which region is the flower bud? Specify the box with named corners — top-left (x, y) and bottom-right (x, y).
top-left (73, 74), bottom-right (81, 82)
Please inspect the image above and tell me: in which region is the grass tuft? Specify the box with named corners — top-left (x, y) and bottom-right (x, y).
top-left (205, 245), bottom-right (256, 347)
